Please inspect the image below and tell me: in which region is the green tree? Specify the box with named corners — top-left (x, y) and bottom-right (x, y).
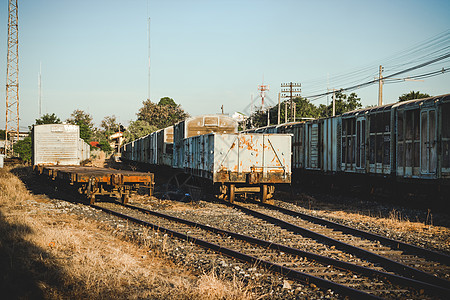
top-left (35, 113), bottom-right (61, 125)
top-left (29, 113), bottom-right (62, 131)
top-left (137, 98), bottom-right (189, 129)
top-left (66, 110), bottom-right (94, 143)
top-left (98, 139), bottom-right (113, 154)
top-left (13, 136), bottom-right (32, 162)
top-left (317, 91), bottom-right (362, 116)
top-left (158, 97), bottom-right (177, 107)
top-left (0, 129), bottom-right (5, 140)
top-left (123, 120), bottom-right (157, 143)
top-left (398, 91), bottom-right (431, 102)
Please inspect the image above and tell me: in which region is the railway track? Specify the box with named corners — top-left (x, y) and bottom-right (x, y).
top-left (226, 200), bottom-right (450, 286)
top-left (91, 200), bottom-right (450, 299)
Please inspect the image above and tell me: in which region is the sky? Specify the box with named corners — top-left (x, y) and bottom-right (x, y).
top-left (0, 0), bottom-right (449, 131)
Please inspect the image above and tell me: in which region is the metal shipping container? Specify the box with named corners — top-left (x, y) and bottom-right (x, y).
top-left (33, 124), bottom-right (89, 166)
top-left (173, 115), bottom-right (238, 168)
top-left (183, 133), bottom-right (291, 184)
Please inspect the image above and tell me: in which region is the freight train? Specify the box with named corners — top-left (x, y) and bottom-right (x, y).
top-left (245, 93), bottom-right (450, 201)
top-left (120, 114), bottom-right (292, 202)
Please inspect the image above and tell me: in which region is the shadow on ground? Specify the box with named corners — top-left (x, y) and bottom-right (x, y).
top-left (0, 209), bottom-right (67, 298)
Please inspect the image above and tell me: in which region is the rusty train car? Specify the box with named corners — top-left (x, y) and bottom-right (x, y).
top-left (245, 94), bottom-right (450, 201)
top-left (121, 114), bottom-right (292, 202)
top-left (32, 124), bottom-right (154, 204)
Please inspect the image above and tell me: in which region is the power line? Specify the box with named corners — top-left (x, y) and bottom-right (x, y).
top-left (304, 52), bottom-right (450, 100)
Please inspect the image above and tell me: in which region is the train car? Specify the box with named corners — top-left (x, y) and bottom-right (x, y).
top-left (32, 124), bottom-right (90, 166)
top-left (395, 94), bottom-right (450, 182)
top-left (173, 114), bottom-right (238, 168)
top-left (157, 126), bottom-right (174, 166)
top-left (182, 132), bottom-right (292, 202)
top-left (245, 93), bottom-right (450, 202)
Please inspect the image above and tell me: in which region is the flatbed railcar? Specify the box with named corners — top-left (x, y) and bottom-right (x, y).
top-left (121, 114), bottom-right (292, 202)
top-left (246, 93), bottom-right (450, 204)
top-left (34, 165), bottom-right (154, 204)
top-left (32, 124), bottom-right (154, 204)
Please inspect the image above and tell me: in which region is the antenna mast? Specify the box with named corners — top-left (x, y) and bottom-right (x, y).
top-left (5, 0), bottom-right (20, 157)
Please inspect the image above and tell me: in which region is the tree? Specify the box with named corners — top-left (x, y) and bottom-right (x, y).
top-left (317, 91), bottom-right (362, 116)
top-left (35, 113), bottom-right (61, 125)
top-left (0, 129), bottom-right (5, 140)
top-left (245, 92), bottom-right (362, 129)
top-left (158, 97), bottom-right (177, 107)
top-left (137, 98), bottom-right (189, 129)
top-left (398, 91), bottom-right (431, 102)
top-left (98, 139), bottom-right (113, 154)
top-left (13, 136), bottom-right (32, 162)
top-left (29, 113), bottom-right (62, 131)
top-left (66, 110), bottom-right (94, 143)
top-left (100, 115), bottom-right (120, 133)
top-left (123, 120), bottom-right (157, 143)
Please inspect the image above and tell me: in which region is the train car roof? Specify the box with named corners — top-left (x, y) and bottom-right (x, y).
top-left (393, 93), bottom-right (450, 110)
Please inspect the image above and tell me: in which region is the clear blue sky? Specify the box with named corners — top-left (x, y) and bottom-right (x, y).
top-left (0, 0), bottom-right (449, 131)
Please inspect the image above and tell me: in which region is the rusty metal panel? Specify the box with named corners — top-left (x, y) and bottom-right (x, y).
top-left (33, 124), bottom-right (86, 166)
top-left (181, 133), bottom-right (291, 184)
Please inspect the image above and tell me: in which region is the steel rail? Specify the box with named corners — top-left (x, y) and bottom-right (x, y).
top-left (94, 203), bottom-right (450, 298)
top-left (226, 201), bottom-right (450, 290)
top-left (252, 200), bottom-right (450, 265)
top-left (90, 203), bottom-right (379, 299)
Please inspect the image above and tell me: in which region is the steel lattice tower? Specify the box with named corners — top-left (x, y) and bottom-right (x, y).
top-left (5, 0), bottom-right (19, 156)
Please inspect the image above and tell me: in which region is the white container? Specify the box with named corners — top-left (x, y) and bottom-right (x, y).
top-left (183, 133), bottom-right (292, 184)
top-left (32, 124), bottom-right (90, 166)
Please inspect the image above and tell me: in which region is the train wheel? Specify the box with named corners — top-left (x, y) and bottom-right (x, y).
top-left (261, 184), bottom-right (268, 203)
top-left (228, 184), bottom-right (235, 203)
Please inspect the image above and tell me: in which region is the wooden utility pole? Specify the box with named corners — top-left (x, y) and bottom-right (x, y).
top-left (281, 82), bottom-right (301, 122)
top-left (328, 88), bottom-right (337, 117)
top-left (378, 65), bottom-right (384, 106)
top-left (5, 0), bottom-right (19, 157)
top-left (332, 90), bottom-right (336, 117)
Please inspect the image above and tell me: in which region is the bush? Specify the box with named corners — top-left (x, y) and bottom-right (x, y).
top-left (13, 136), bottom-right (32, 162)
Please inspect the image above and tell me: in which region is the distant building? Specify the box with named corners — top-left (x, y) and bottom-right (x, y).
top-left (0, 131), bottom-right (29, 155)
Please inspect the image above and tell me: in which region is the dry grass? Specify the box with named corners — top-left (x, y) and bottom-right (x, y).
top-left (0, 165), bottom-right (254, 299)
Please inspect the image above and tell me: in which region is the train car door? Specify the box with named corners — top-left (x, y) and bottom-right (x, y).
top-left (356, 117), bottom-right (366, 171)
top-left (306, 122), bottom-right (320, 169)
top-left (441, 102), bottom-right (450, 176)
top-left (420, 108), bottom-right (437, 176)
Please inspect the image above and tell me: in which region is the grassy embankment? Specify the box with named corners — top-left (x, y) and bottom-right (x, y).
top-left (0, 165), bottom-right (252, 299)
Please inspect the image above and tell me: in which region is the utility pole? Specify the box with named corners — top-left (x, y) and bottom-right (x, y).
top-left (277, 92), bottom-right (281, 125)
top-left (281, 82), bottom-right (301, 122)
top-left (378, 65), bottom-right (384, 106)
top-left (332, 90), bottom-right (336, 117)
top-left (5, 0), bottom-right (19, 157)
top-left (328, 88), bottom-right (337, 117)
